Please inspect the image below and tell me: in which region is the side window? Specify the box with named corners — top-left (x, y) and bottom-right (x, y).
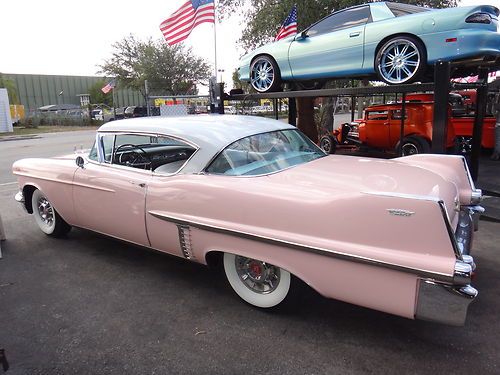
top-left (366, 110), bottom-right (389, 120)
top-left (307, 6), bottom-right (370, 37)
top-left (101, 135), bottom-right (115, 163)
top-left (88, 141), bottom-right (98, 161)
top-left (391, 110), bottom-right (407, 120)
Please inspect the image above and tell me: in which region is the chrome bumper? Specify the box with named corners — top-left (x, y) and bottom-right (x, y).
top-left (416, 202), bottom-right (483, 326)
top-left (415, 280), bottom-right (478, 326)
top-left (14, 190), bottom-right (27, 213)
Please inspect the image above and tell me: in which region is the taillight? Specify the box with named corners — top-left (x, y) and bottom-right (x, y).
top-left (465, 12), bottom-right (492, 24)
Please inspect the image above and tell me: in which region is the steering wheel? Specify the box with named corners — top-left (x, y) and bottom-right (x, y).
top-left (114, 144), bottom-right (152, 169)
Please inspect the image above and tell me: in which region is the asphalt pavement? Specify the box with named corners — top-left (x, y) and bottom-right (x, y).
top-left (0, 131), bottom-right (499, 374)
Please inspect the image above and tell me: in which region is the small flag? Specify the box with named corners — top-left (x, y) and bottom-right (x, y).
top-left (101, 79), bottom-right (116, 94)
top-left (275, 5), bottom-right (298, 41)
top-left (160, 0), bottom-right (215, 46)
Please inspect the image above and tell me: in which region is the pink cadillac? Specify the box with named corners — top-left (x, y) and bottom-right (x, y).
top-left (12, 115), bottom-right (483, 325)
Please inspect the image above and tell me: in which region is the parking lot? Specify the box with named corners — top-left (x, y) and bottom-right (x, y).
top-left (1, 131), bottom-right (500, 374)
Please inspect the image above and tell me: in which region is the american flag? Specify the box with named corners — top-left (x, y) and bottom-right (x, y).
top-left (275, 5), bottom-right (298, 41)
top-left (101, 79), bottom-right (116, 94)
top-left (160, 0), bottom-right (215, 46)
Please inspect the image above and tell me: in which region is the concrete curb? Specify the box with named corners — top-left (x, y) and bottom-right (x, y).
top-left (0, 135), bottom-right (41, 142)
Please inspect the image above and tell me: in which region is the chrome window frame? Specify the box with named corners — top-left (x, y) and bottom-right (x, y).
top-left (90, 130), bottom-right (200, 177)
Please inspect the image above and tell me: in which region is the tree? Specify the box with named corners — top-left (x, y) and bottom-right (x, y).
top-left (0, 73), bottom-right (20, 104)
top-left (99, 35), bottom-right (211, 100)
top-left (219, 0), bottom-right (458, 141)
top-left (88, 80), bottom-right (113, 107)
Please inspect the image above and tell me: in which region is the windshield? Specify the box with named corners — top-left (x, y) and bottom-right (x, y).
top-left (206, 130), bottom-right (326, 176)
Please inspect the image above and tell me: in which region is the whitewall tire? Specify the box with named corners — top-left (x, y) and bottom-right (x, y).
top-left (31, 189), bottom-right (71, 237)
top-left (223, 252), bottom-right (291, 308)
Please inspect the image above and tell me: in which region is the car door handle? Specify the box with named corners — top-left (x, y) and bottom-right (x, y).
top-left (129, 181), bottom-right (146, 188)
top-left (384, 122), bottom-right (390, 126)
top-left (350, 32), bottom-right (361, 37)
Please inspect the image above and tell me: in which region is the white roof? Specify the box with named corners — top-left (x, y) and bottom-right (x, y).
top-left (98, 114), bottom-right (295, 173)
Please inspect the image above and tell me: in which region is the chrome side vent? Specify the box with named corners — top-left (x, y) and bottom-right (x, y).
top-left (177, 224), bottom-right (194, 259)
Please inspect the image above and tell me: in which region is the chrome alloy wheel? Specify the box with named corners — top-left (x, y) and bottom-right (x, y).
top-left (401, 142), bottom-right (419, 156)
top-left (250, 58), bottom-right (275, 92)
top-left (37, 196), bottom-right (54, 226)
top-left (379, 39), bottom-right (421, 84)
top-left (456, 136), bottom-right (473, 155)
top-left (320, 137), bottom-right (332, 153)
top-left (235, 256), bottom-right (281, 294)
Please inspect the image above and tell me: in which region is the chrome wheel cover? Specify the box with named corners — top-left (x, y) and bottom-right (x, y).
top-left (320, 137), bottom-right (332, 153)
top-left (456, 136), bottom-right (472, 154)
top-left (37, 197), bottom-right (54, 226)
top-left (235, 256), bottom-right (280, 294)
top-left (401, 142), bottom-right (419, 156)
top-left (379, 39), bottom-right (421, 84)
top-left (250, 58), bottom-right (275, 92)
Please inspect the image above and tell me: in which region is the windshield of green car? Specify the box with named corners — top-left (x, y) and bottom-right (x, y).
top-left (205, 129), bottom-right (326, 176)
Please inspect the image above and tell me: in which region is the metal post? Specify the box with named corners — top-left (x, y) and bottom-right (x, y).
top-left (145, 80), bottom-right (150, 117)
top-left (288, 98), bottom-right (297, 126)
top-left (470, 67), bottom-right (489, 181)
top-left (351, 95), bottom-right (355, 122)
top-left (273, 98), bottom-right (278, 120)
top-left (0, 213), bottom-right (5, 258)
top-left (400, 92), bottom-right (407, 156)
top-left (431, 61), bottom-right (450, 154)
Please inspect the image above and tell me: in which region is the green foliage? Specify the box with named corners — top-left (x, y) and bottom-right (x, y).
top-left (218, 0), bottom-right (457, 51)
top-left (0, 73), bottom-right (20, 104)
top-left (88, 80), bottom-right (113, 106)
top-left (99, 35), bottom-right (211, 98)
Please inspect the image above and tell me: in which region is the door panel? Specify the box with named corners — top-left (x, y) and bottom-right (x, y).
top-left (73, 162), bottom-right (150, 246)
top-left (364, 110), bottom-right (391, 148)
top-left (289, 25), bottom-right (366, 79)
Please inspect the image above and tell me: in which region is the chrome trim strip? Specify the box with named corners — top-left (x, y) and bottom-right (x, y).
top-left (363, 191), bottom-right (440, 202)
top-left (71, 181), bottom-right (116, 193)
top-left (438, 200), bottom-right (463, 261)
top-left (148, 210), bottom-right (455, 283)
top-left (12, 172), bottom-right (74, 186)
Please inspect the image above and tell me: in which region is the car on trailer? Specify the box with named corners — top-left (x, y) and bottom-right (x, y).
top-left (13, 115), bottom-right (483, 325)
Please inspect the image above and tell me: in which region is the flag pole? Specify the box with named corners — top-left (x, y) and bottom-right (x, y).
top-left (213, 0), bottom-right (218, 81)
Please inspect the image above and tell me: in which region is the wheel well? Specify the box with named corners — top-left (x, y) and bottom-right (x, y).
top-left (375, 33), bottom-right (427, 63)
top-left (250, 54), bottom-right (281, 75)
top-left (205, 250), bottom-right (224, 269)
top-left (23, 185), bottom-right (37, 214)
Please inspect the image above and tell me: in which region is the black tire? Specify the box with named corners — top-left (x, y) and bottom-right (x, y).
top-left (319, 135), bottom-right (337, 154)
top-left (250, 55), bottom-right (282, 93)
top-left (397, 136), bottom-right (430, 156)
top-left (375, 36), bottom-right (426, 84)
top-left (31, 189), bottom-right (71, 237)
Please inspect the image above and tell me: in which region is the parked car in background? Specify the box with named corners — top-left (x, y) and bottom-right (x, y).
top-left (238, 1), bottom-right (500, 92)
top-left (13, 115), bottom-right (482, 326)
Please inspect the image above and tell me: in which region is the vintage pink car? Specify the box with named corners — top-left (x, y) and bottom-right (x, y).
top-left (12, 115), bottom-right (483, 325)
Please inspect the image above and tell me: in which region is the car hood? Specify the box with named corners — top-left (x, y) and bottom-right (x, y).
top-left (267, 155), bottom-right (459, 220)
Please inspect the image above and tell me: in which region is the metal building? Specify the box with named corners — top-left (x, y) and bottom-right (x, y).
top-left (4, 73), bottom-right (143, 113)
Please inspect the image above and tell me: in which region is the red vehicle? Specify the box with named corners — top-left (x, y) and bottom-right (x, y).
top-left (320, 98), bottom-right (495, 155)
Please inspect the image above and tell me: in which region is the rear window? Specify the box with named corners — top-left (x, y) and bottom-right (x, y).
top-left (206, 130), bottom-right (325, 176)
top-left (386, 2), bottom-right (430, 17)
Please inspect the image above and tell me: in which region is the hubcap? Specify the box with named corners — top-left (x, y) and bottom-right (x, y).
top-left (457, 136), bottom-right (472, 154)
top-left (379, 40), bottom-right (420, 84)
top-left (320, 138), bottom-right (331, 153)
top-left (37, 197), bottom-right (54, 226)
top-left (235, 256), bottom-right (280, 294)
top-left (251, 59), bottom-right (275, 92)
top-left (401, 142), bottom-right (418, 156)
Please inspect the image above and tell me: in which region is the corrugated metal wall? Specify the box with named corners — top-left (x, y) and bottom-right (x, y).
top-left (4, 73), bottom-right (144, 113)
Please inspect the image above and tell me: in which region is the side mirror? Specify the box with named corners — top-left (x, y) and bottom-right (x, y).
top-left (76, 156), bottom-right (85, 168)
top-left (296, 31), bottom-right (308, 40)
